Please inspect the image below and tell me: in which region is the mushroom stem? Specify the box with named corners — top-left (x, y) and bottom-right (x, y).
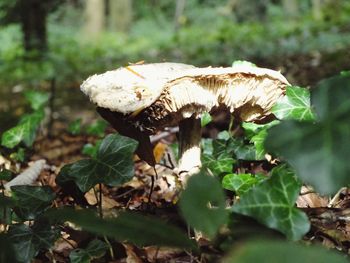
top-left (178, 116), bottom-right (202, 184)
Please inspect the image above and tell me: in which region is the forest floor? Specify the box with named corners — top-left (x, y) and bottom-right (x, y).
top-left (12, 117), bottom-right (348, 262)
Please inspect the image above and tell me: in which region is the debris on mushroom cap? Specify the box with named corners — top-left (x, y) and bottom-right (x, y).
top-left (80, 62), bottom-right (195, 114)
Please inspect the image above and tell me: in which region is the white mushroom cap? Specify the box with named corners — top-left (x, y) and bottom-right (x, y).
top-left (81, 63), bottom-right (195, 114)
top-left (81, 63), bottom-right (289, 124)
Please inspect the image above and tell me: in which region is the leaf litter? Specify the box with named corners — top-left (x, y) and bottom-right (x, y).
top-left (2, 109), bottom-right (350, 261)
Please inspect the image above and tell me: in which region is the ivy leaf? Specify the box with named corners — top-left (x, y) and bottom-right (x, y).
top-left (0, 233), bottom-right (17, 263)
top-left (70, 239), bottom-right (108, 263)
top-left (86, 120), bottom-right (108, 137)
top-left (82, 140), bottom-right (102, 158)
top-left (47, 208), bottom-right (195, 249)
top-left (201, 137), bottom-right (235, 175)
top-left (201, 112), bottom-right (212, 127)
top-left (222, 173), bottom-right (266, 195)
top-left (1, 124), bottom-right (26, 148)
top-left (250, 129), bottom-right (268, 160)
top-left (57, 134), bottom-right (138, 192)
top-left (8, 221), bottom-right (59, 263)
top-left (232, 60), bottom-right (257, 67)
top-left (272, 86), bottom-right (315, 121)
top-left (312, 75), bottom-right (350, 121)
top-left (0, 196), bottom-right (14, 225)
top-left (265, 75), bottom-right (350, 194)
top-left (68, 118), bottom-right (82, 135)
top-left (1, 110), bottom-right (44, 148)
top-left (232, 166), bottom-right (310, 240)
top-left (10, 147), bottom-right (26, 162)
top-left (228, 138), bottom-right (257, 160)
top-left (179, 172), bottom-right (229, 238)
top-left (11, 185), bottom-right (55, 220)
top-left (223, 240), bottom-right (348, 263)
top-left (0, 195), bottom-right (15, 208)
top-left (202, 153), bottom-right (235, 175)
top-left (24, 90), bottom-right (50, 110)
top-left (242, 121), bottom-right (280, 139)
top-left (70, 249), bottom-right (89, 263)
top-left (0, 169), bottom-right (12, 181)
top-left (241, 121), bottom-right (279, 160)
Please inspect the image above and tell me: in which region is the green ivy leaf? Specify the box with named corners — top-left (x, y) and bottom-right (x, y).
top-left (312, 75), bottom-right (350, 121)
top-left (1, 110), bottom-right (44, 148)
top-left (70, 249), bottom-right (89, 263)
top-left (57, 134), bottom-right (138, 192)
top-left (223, 240), bottom-right (348, 263)
top-left (1, 124), bottom-right (26, 148)
top-left (68, 118), bottom-right (82, 135)
top-left (70, 239), bottom-right (108, 263)
top-left (86, 120), bottom-right (108, 137)
top-left (250, 129), bottom-right (268, 160)
top-left (232, 60), bottom-right (257, 67)
top-left (242, 122), bottom-right (272, 139)
top-left (202, 135), bottom-right (236, 175)
top-left (201, 112), bottom-right (212, 127)
top-left (228, 138), bottom-right (257, 160)
top-left (10, 147), bottom-right (25, 162)
top-left (232, 166), bottom-right (310, 240)
top-left (265, 75), bottom-right (350, 194)
top-left (340, 70), bottom-right (350, 76)
top-left (202, 153), bottom-right (235, 175)
top-left (0, 233), bottom-right (17, 263)
top-left (241, 121), bottom-right (280, 160)
top-left (24, 90), bottom-right (50, 111)
top-left (8, 221), bottom-right (59, 263)
top-left (0, 169), bottom-right (12, 181)
top-left (0, 195), bottom-right (14, 225)
top-left (11, 185), bottom-right (55, 220)
top-left (222, 173), bottom-right (266, 195)
top-left (179, 172), bottom-right (229, 238)
top-left (47, 208), bottom-right (195, 249)
top-left (272, 86), bottom-right (315, 121)
top-left (82, 140), bottom-right (102, 158)
top-left (0, 195), bottom-right (15, 208)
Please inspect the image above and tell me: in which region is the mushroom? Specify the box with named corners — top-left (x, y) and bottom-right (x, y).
top-left (81, 62), bottom-right (290, 184)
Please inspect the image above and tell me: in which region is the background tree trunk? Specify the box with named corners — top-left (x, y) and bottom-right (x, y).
top-left (19, 0), bottom-right (48, 53)
top-left (83, 0), bottom-right (106, 39)
top-left (282, 0), bottom-right (298, 18)
top-left (174, 0), bottom-right (186, 32)
top-left (311, 0), bottom-right (322, 20)
top-left (108, 0), bottom-right (133, 33)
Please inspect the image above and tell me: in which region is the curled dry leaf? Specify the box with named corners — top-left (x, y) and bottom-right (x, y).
top-left (297, 186), bottom-right (329, 208)
top-left (5, 159), bottom-right (46, 190)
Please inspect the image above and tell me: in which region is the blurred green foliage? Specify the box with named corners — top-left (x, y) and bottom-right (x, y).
top-left (0, 0), bottom-right (349, 87)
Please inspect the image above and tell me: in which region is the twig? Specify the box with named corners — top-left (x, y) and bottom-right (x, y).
top-left (115, 188), bottom-right (137, 199)
top-left (167, 152), bottom-right (176, 169)
top-left (328, 187), bottom-right (347, 207)
top-left (60, 236), bottom-right (76, 249)
top-left (48, 77), bottom-right (56, 138)
top-left (103, 236), bottom-right (115, 260)
top-left (98, 183), bottom-right (103, 218)
top-left (150, 127), bottom-right (179, 143)
top-left (300, 190), bottom-right (316, 196)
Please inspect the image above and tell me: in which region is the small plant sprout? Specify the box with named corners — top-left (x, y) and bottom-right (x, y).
top-left (81, 62), bottom-right (289, 185)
